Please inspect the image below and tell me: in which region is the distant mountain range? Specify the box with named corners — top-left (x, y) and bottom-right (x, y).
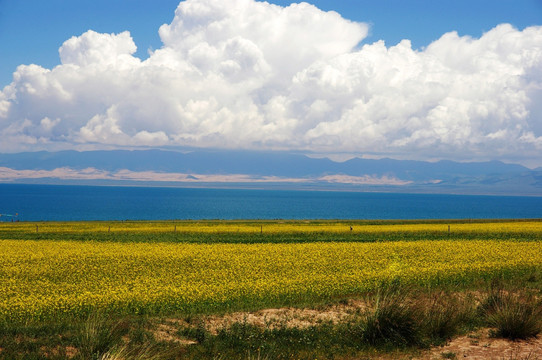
top-left (0, 150), bottom-right (540, 195)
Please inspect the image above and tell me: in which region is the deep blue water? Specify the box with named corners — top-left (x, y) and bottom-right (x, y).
top-left (0, 184), bottom-right (540, 221)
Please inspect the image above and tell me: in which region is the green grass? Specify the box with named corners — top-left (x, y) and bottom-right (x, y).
top-left (1, 219), bottom-right (541, 359)
top-left (482, 291), bottom-right (542, 340)
top-left (1, 278), bottom-right (541, 359)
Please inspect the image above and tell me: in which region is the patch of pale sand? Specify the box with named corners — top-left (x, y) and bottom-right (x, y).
top-left (154, 322), bottom-right (197, 345)
top-left (202, 299), bottom-right (366, 334)
top-left (419, 329), bottom-right (542, 360)
top-left (158, 299), bottom-right (366, 338)
top-left (40, 345), bottom-right (78, 359)
top-left (65, 346), bottom-right (78, 358)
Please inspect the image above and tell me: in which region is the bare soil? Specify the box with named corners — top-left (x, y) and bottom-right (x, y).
top-left (203, 299), bottom-right (365, 334)
top-left (155, 299), bottom-right (542, 360)
top-left (420, 329), bottom-right (542, 360)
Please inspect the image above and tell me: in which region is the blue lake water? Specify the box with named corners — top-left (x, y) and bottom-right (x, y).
top-left (0, 183), bottom-right (540, 221)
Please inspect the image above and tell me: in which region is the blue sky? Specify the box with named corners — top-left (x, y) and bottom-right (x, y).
top-left (0, 0), bottom-right (541, 167)
top-left (2, 0), bottom-right (540, 87)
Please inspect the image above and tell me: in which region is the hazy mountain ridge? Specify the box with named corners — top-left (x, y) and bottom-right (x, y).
top-left (0, 150), bottom-right (539, 195)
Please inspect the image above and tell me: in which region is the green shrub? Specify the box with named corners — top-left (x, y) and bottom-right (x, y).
top-left (359, 286), bottom-right (421, 347)
top-left (485, 293), bottom-right (542, 340)
top-left (76, 312), bottom-right (127, 360)
top-left (421, 291), bottom-right (475, 343)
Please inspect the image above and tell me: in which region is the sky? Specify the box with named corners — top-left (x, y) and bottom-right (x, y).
top-left (0, 0), bottom-right (541, 167)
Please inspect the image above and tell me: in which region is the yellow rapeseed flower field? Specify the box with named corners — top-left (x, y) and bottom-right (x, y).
top-left (1, 230), bottom-right (541, 321)
top-left (1, 220), bottom-right (541, 234)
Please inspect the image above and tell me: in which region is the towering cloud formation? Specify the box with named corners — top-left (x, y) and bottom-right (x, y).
top-left (1, 0), bottom-right (541, 165)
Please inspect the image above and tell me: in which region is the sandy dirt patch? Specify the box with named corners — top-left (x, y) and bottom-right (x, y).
top-left (154, 298), bottom-right (541, 359)
top-left (420, 329), bottom-right (542, 360)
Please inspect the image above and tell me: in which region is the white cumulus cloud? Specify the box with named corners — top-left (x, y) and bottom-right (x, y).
top-left (0, 0), bottom-right (541, 166)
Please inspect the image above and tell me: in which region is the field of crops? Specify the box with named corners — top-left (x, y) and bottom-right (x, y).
top-left (1, 220), bottom-right (541, 324)
top-left (2, 219), bottom-right (542, 235)
top-left (1, 219), bottom-right (541, 244)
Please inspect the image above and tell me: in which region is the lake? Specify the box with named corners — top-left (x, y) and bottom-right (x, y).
top-left (0, 183), bottom-right (540, 221)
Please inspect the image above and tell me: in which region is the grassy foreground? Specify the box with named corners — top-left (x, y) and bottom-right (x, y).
top-left (1, 219), bottom-right (541, 359)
